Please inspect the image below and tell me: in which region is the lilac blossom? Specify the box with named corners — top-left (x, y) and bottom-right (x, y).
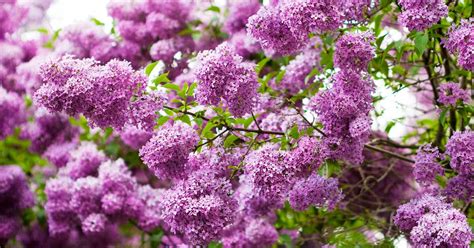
top-left (444, 19), bottom-right (474, 71)
top-left (247, 6), bottom-right (306, 56)
top-left (194, 43), bottom-right (258, 117)
top-left (438, 82), bottom-right (470, 106)
top-left (224, 0), bottom-right (261, 34)
top-left (445, 131), bottom-right (473, 175)
top-left (139, 122), bottom-right (199, 180)
top-left (334, 32), bottom-right (375, 72)
top-left (0, 86), bottom-right (26, 139)
top-left (288, 174), bottom-right (343, 211)
top-left (413, 145), bottom-right (444, 185)
top-left (0, 166), bottom-right (35, 244)
top-left (398, 0), bottom-right (448, 31)
top-left (270, 48), bottom-right (321, 94)
top-left (36, 55), bottom-right (147, 129)
top-left (159, 169), bottom-right (237, 245)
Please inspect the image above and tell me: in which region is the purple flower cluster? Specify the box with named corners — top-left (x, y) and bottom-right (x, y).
top-left (247, 0), bottom-right (347, 56)
top-left (119, 124), bottom-right (154, 150)
top-left (139, 122), bottom-right (199, 180)
top-left (288, 173), bottom-right (343, 211)
top-left (398, 0), bottom-right (448, 31)
top-left (334, 32), bottom-right (375, 72)
top-left (279, 0), bottom-right (343, 36)
top-left (54, 22), bottom-right (117, 63)
top-left (413, 145), bottom-right (444, 185)
top-left (444, 174), bottom-right (474, 202)
top-left (194, 43), bottom-right (259, 117)
top-left (286, 137), bottom-right (326, 177)
top-left (187, 142), bottom-right (245, 177)
top-left (59, 142), bottom-right (107, 179)
top-left (0, 37), bottom-right (41, 94)
top-left (243, 219), bottom-right (279, 247)
top-left (394, 194), bottom-right (472, 247)
top-left (128, 91), bottom-right (167, 132)
top-left (438, 82), bottom-right (471, 106)
top-left (342, 0), bottom-right (373, 22)
top-left (222, 218), bottom-right (278, 248)
top-left (246, 6), bottom-right (306, 56)
top-left (0, 165), bottom-right (35, 244)
top-left (270, 48), bottom-right (321, 94)
top-left (224, 0), bottom-right (261, 34)
top-left (36, 55), bottom-right (147, 129)
top-left (394, 194), bottom-right (452, 232)
top-left (107, 0), bottom-right (194, 63)
top-left (149, 36), bottom-right (194, 63)
top-left (21, 108), bottom-right (79, 155)
top-left (228, 31), bottom-right (261, 58)
top-left (159, 169), bottom-right (238, 245)
top-left (310, 32), bottom-right (375, 164)
top-left (0, 86), bottom-right (26, 139)
top-left (444, 19), bottom-right (474, 71)
top-left (45, 145), bottom-right (162, 243)
top-left (0, 1), bottom-right (28, 39)
top-left (310, 70), bottom-right (374, 164)
top-left (445, 131), bottom-right (473, 175)
top-left (243, 145), bottom-right (293, 211)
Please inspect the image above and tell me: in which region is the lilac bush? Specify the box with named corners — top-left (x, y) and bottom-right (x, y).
top-left (0, 0), bottom-right (472, 247)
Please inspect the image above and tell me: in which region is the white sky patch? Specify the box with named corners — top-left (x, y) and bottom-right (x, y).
top-left (47, 0), bottom-right (112, 30)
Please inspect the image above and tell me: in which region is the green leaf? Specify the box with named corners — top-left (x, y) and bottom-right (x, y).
top-left (152, 72), bottom-right (171, 85)
top-left (162, 83), bottom-right (180, 91)
top-left (385, 121), bottom-right (396, 134)
top-left (224, 134), bottom-right (239, 148)
top-left (188, 82), bottom-right (197, 96)
top-left (156, 116), bottom-right (169, 126)
top-left (320, 49), bottom-right (334, 69)
top-left (288, 126), bottom-right (299, 139)
top-left (256, 58), bottom-right (270, 74)
top-left (278, 234), bottom-right (294, 248)
top-left (201, 121), bottom-right (215, 137)
top-left (145, 62), bottom-right (158, 76)
top-left (207, 242), bottom-right (223, 248)
top-left (414, 32), bottom-right (429, 56)
top-left (205, 5), bottom-right (220, 13)
top-left (304, 67), bottom-right (319, 84)
top-left (275, 70), bottom-right (286, 83)
top-left (37, 27), bottom-right (48, 34)
top-left (177, 114), bottom-right (191, 125)
top-left (439, 108), bottom-right (448, 124)
top-left (90, 17), bottom-right (105, 26)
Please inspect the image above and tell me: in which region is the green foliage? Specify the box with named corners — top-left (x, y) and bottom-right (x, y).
top-left (0, 131), bottom-right (47, 173)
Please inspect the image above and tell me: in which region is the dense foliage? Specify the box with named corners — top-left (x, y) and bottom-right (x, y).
top-left (0, 0), bottom-right (473, 247)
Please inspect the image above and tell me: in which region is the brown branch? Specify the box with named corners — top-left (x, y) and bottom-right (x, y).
top-left (164, 106), bottom-right (285, 136)
top-left (364, 144), bottom-right (415, 163)
top-left (165, 106), bottom-right (416, 163)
